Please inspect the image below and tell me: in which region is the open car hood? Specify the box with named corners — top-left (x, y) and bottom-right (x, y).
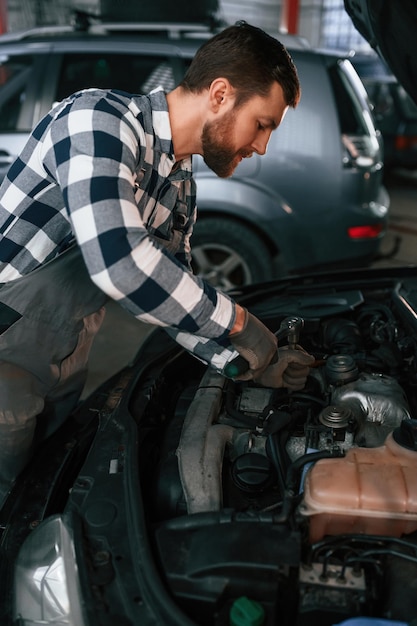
top-left (2, 266), bottom-right (417, 625)
top-left (344, 0), bottom-right (417, 105)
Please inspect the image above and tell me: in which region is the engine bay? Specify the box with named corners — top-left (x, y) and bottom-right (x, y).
top-left (137, 278), bottom-right (417, 625)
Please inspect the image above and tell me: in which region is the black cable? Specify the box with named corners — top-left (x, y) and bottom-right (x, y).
top-left (285, 449), bottom-right (344, 492)
top-left (308, 533), bottom-right (417, 576)
top-left (346, 547), bottom-right (417, 566)
top-left (266, 432), bottom-right (287, 496)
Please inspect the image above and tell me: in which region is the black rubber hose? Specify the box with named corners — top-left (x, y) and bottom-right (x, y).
top-left (160, 509), bottom-right (277, 531)
top-left (285, 449), bottom-right (344, 492)
top-left (271, 449), bottom-right (345, 524)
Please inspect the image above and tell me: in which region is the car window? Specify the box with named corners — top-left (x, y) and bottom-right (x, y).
top-left (55, 53), bottom-right (176, 102)
top-left (0, 55), bottom-right (34, 131)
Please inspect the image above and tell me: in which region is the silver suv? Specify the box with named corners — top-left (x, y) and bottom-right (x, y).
top-left (0, 21), bottom-right (389, 288)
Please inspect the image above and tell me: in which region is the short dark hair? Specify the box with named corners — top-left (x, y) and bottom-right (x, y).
top-left (180, 21), bottom-right (301, 108)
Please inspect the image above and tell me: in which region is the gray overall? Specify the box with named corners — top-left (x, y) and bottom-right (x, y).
top-left (0, 244), bottom-right (107, 504)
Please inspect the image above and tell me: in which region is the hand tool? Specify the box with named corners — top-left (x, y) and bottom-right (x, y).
top-left (224, 316), bottom-right (304, 378)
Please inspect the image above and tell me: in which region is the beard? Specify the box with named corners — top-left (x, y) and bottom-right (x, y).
top-left (201, 109), bottom-right (249, 178)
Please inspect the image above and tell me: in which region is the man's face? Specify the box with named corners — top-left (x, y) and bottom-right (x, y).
top-left (202, 81), bottom-right (289, 178)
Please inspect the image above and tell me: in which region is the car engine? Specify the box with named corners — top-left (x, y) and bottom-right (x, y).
top-left (138, 282), bottom-right (417, 625)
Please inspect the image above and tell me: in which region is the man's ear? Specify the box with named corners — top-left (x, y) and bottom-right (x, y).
top-left (209, 78), bottom-right (234, 113)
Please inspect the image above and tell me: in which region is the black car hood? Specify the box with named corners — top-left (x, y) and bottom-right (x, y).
top-left (344, 0), bottom-right (417, 105)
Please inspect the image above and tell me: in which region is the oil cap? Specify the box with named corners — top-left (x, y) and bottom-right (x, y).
top-left (230, 596), bottom-right (265, 626)
top-left (231, 453), bottom-right (273, 493)
top-left (393, 418), bottom-right (417, 451)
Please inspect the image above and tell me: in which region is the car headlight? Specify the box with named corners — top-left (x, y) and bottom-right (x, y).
top-left (14, 514), bottom-right (87, 626)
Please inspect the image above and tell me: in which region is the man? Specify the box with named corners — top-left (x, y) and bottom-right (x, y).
top-left (0, 21), bottom-right (314, 504)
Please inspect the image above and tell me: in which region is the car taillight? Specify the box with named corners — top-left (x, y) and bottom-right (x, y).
top-left (348, 224), bottom-right (383, 239)
top-left (395, 135), bottom-right (417, 151)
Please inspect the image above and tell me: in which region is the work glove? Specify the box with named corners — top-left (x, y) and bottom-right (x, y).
top-left (254, 345), bottom-right (315, 390)
top-left (229, 308), bottom-right (277, 381)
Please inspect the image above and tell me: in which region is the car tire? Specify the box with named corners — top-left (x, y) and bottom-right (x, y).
top-left (190, 217), bottom-right (274, 290)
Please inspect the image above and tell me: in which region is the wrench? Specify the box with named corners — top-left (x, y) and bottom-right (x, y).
top-left (224, 315), bottom-right (304, 378)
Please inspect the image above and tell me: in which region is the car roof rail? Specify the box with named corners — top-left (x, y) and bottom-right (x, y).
top-left (0, 13), bottom-right (308, 50)
top-left (71, 9), bottom-right (221, 38)
top-left (89, 22), bottom-right (217, 38)
top-left (0, 25), bottom-right (76, 43)
top-left (0, 23), bottom-right (216, 44)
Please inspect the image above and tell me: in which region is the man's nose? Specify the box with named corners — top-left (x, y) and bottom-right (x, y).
top-left (252, 131), bottom-right (271, 156)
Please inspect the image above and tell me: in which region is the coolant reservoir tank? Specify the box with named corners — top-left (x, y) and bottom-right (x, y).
top-left (301, 419), bottom-right (417, 543)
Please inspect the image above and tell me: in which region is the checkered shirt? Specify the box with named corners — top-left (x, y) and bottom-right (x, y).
top-left (0, 87), bottom-right (235, 341)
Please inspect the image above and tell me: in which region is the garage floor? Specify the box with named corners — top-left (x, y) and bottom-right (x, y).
top-left (83, 168), bottom-right (417, 399)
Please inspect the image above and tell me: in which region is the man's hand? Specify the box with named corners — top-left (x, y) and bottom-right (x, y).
top-left (229, 306), bottom-right (277, 380)
top-left (254, 345), bottom-right (314, 390)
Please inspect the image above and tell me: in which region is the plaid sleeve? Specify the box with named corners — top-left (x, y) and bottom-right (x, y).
top-left (45, 91), bottom-right (234, 339)
top-left (164, 326), bottom-right (239, 374)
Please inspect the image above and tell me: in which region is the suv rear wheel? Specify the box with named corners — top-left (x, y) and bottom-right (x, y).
top-left (190, 217), bottom-right (274, 290)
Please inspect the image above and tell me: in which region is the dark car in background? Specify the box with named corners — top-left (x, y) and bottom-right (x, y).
top-left (352, 51), bottom-right (417, 172)
top-left (0, 19), bottom-right (389, 288)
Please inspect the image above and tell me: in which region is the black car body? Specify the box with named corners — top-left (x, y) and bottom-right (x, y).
top-left (344, 0), bottom-right (417, 108)
top-left (2, 264), bottom-right (417, 625)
